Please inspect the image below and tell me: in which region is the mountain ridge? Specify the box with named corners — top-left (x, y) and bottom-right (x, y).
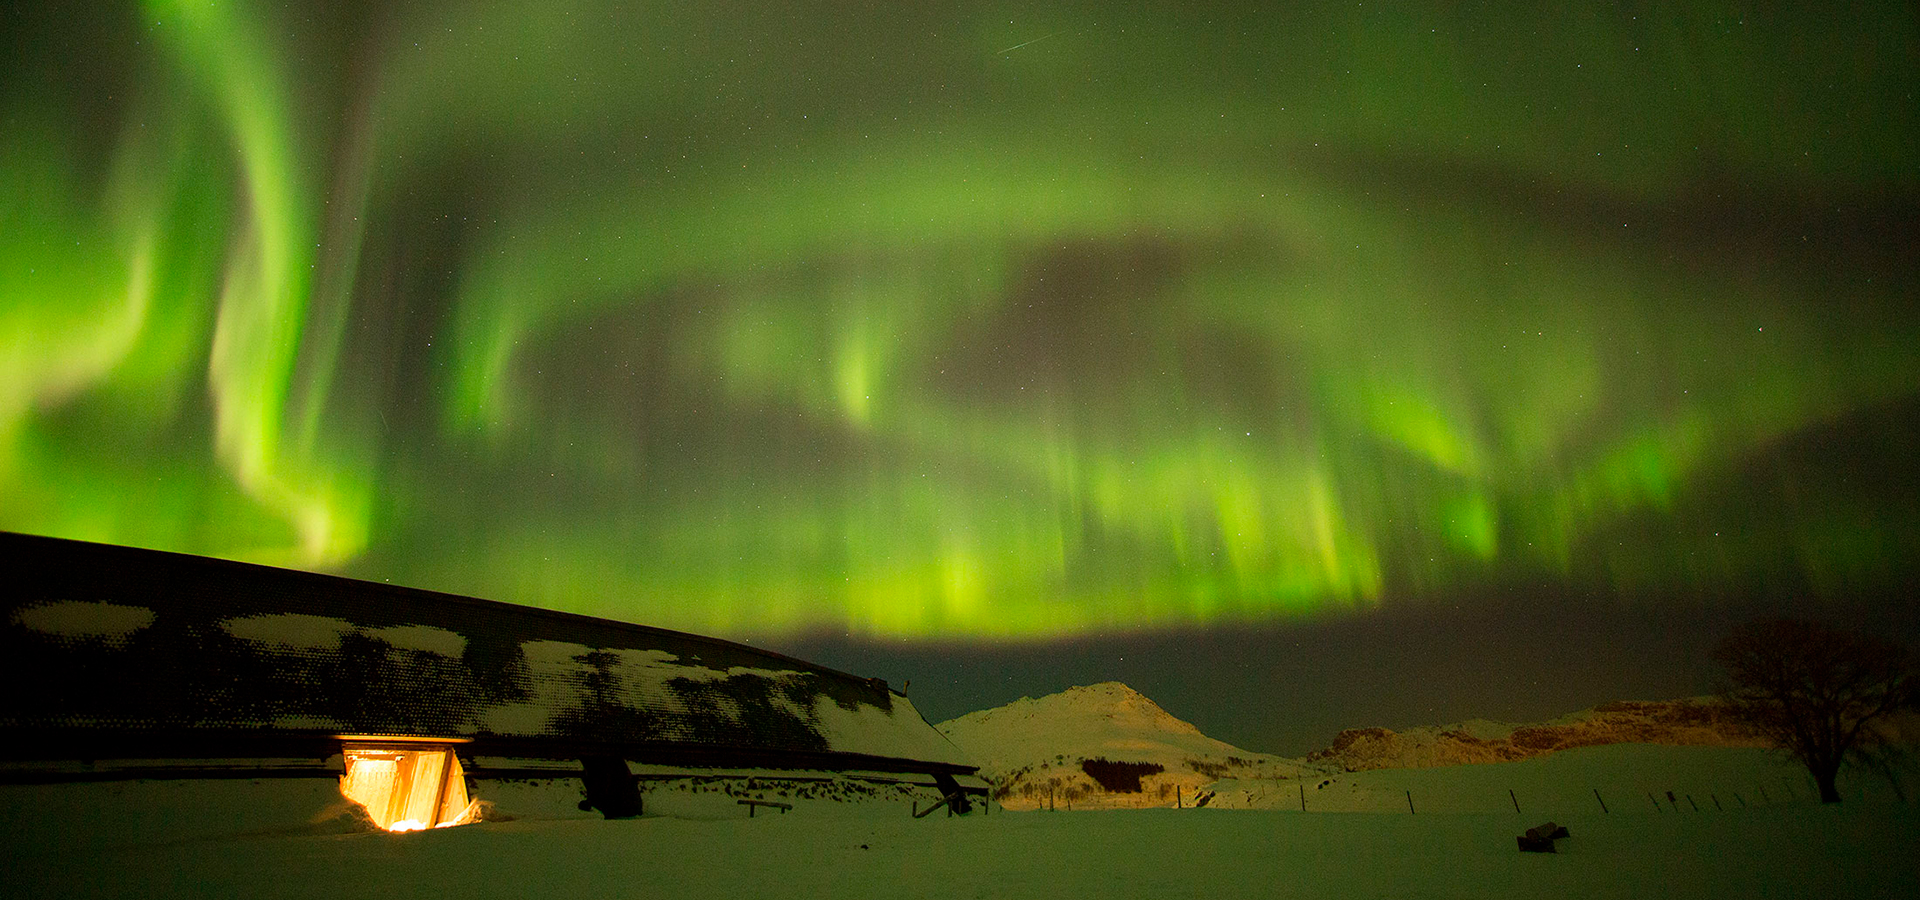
top-left (1304, 698), bottom-right (1766, 771)
top-left (936, 681), bottom-right (1314, 809)
top-left (938, 682), bottom-right (1764, 810)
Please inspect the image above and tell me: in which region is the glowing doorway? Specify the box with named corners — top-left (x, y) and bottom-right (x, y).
top-left (339, 743), bottom-right (477, 831)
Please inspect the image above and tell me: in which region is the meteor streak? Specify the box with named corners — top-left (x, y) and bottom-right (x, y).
top-left (996, 32), bottom-right (1060, 54)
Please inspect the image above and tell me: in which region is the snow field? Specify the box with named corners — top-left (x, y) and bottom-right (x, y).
top-left (1203, 743), bottom-right (1890, 814)
top-left (9, 796), bottom-right (1915, 899)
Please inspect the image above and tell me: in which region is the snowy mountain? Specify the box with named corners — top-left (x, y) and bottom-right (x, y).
top-left (938, 685), bottom-right (1782, 810)
top-left (935, 682), bottom-right (1321, 809)
top-left (1303, 699), bottom-right (1766, 772)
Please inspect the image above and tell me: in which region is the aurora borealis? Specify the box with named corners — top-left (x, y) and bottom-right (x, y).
top-left (4, 1), bottom-right (1916, 654)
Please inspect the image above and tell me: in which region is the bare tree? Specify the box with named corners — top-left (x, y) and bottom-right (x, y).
top-left (1713, 619), bottom-right (1915, 803)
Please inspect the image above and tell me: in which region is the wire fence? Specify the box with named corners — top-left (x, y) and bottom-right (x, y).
top-left (997, 746), bottom-right (1918, 815)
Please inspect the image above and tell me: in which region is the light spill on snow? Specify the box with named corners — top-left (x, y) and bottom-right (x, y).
top-left (12, 600), bottom-right (156, 647)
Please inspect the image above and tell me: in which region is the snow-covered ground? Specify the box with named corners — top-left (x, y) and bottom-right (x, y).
top-left (8, 772), bottom-right (1915, 899)
top-left (8, 683), bottom-right (1915, 898)
top-left (1200, 743), bottom-right (1890, 814)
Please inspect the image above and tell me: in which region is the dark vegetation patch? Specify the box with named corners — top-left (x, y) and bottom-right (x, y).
top-left (1188, 759), bottom-right (1229, 779)
top-left (1186, 755), bottom-right (1257, 779)
top-left (1079, 757), bottom-right (1164, 793)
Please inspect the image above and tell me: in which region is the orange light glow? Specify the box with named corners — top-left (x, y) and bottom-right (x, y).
top-left (339, 744), bottom-right (477, 832)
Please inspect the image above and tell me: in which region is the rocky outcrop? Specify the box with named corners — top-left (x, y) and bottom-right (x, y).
top-left (1306, 699), bottom-right (1765, 772)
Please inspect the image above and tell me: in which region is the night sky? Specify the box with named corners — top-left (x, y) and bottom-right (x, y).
top-left (5, 1), bottom-right (1916, 754)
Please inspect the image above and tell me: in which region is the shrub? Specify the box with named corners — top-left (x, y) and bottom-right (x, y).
top-left (1080, 757), bottom-right (1164, 793)
top-left (1187, 759), bottom-right (1230, 779)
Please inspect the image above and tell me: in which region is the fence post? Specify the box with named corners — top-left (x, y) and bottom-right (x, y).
top-left (1300, 783), bottom-right (1306, 812)
top-left (1593, 789), bottom-right (1608, 813)
top-left (1509, 789), bottom-right (1521, 815)
top-left (1406, 790), bottom-right (1415, 815)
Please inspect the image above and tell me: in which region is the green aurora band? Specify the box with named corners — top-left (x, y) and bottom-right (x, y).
top-left (3, 1), bottom-right (1915, 638)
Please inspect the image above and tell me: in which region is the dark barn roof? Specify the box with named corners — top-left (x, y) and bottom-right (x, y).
top-left (1, 533), bottom-right (973, 778)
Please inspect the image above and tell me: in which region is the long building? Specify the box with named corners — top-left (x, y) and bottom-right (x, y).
top-left (1, 532), bottom-right (981, 836)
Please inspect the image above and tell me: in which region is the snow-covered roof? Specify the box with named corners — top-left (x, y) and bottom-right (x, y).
top-left (1, 532), bottom-right (973, 775)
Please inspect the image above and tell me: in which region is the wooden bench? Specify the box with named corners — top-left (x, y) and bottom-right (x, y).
top-left (913, 792), bottom-right (967, 818)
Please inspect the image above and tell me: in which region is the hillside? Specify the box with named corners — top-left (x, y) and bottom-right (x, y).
top-left (935, 682), bottom-right (1321, 809)
top-left (938, 685), bottom-right (1789, 810)
top-left (1304, 699), bottom-right (1767, 772)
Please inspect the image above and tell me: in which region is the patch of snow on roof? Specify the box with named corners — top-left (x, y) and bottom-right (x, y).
top-left (13, 600), bottom-right (155, 647)
top-left (810, 694), bottom-right (975, 768)
top-left (222, 616), bottom-right (468, 657)
top-left (485, 640), bottom-right (601, 735)
top-left (221, 613), bottom-right (353, 651)
top-left (365, 624), bottom-right (467, 657)
top-left (518, 639), bottom-right (598, 667)
top-left (486, 641), bottom-right (962, 762)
